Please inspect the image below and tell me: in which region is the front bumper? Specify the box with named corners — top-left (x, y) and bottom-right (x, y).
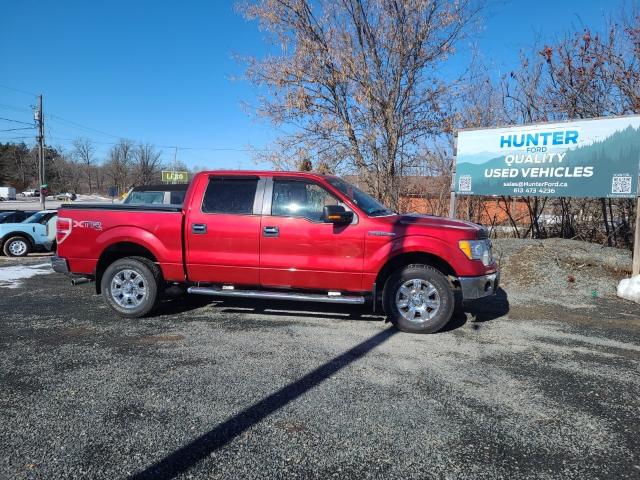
top-left (458, 272), bottom-right (499, 300)
top-left (51, 256), bottom-right (69, 274)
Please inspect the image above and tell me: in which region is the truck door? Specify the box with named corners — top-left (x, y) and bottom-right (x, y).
top-left (259, 177), bottom-right (365, 292)
top-left (185, 175), bottom-right (263, 285)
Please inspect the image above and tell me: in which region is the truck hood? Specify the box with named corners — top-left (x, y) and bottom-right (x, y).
top-left (376, 213), bottom-right (486, 238)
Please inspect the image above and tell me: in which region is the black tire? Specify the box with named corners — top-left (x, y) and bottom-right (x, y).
top-left (383, 264), bottom-right (454, 334)
top-left (3, 236), bottom-right (31, 257)
top-left (101, 256), bottom-right (162, 318)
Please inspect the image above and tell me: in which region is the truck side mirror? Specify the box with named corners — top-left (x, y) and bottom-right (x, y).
top-left (323, 205), bottom-right (353, 225)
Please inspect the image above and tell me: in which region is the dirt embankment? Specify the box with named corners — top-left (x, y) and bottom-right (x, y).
top-left (492, 238), bottom-right (632, 309)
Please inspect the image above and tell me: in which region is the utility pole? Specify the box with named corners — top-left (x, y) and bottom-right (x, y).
top-left (173, 147), bottom-right (178, 184)
top-left (35, 94), bottom-right (45, 210)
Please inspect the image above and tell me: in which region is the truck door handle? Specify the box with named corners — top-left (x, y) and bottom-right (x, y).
top-left (263, 226), bottom-right (279, 237)
top-left (192, 223), bottom-right (207, 234)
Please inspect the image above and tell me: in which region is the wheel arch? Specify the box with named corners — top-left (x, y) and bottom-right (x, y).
top-left (95, 242), bottom-right (159, 294)
top-left (1, 232), bottom-right (35, 252)
top-left (375, 251), bottom-right (457, 294)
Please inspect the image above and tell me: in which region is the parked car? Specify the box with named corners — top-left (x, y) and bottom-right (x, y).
top-left (0, 210), bottom-right (58, 257)
top-left (0, 210), bottom-right (36, 224)
top-left (0, 187), bottom-right (16, 200)
top-left (52, 171), bottom-right (498, 333)
top-left (55, 192), bottom-right (77, 201)
top-left (123, 184), bottom-right (188, 206)
top-left (21, 189), bottom-right (39, 197)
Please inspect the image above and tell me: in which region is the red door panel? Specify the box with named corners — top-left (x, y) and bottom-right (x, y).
top-left (260, 216), bottom-right (364, 291)
top-left (259, 178), bottom-right (365, 292)
top-left (185, 176), bottom-right (261, 285)
top-left (186, 213), bottom-right (261, 284)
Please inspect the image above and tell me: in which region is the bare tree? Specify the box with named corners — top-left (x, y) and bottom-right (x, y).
top-left (240, 0), bottom-right (482, 209)
top-left (133, 143), bottom-right (163, 185)
top-left (72, 138), bottom-right (96, 193)
top-left (105, 139), bottom-right (135, 193)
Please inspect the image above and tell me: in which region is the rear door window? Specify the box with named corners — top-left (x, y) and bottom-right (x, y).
top-left (170, 190), bottom-right (186, 205)
top-left (202, 177), bottom-right (259, 214)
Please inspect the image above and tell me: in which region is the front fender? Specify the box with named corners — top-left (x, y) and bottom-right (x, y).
top-left (367, 234), bottom-right (462, 274)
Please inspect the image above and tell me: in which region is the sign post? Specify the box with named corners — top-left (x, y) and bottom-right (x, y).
top-left (449, 133), bottom-right (458, 218)
top-left (108, 186), bottom-right (119, 203)
top-left (633, 178), bottom-right (640, 276)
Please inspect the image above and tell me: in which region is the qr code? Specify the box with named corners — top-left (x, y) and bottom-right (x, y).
top-left (458, 175), bottom-right (472, 192)
top-left (612, 176), bottom-right (632, 194)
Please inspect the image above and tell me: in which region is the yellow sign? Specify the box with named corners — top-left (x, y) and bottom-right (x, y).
top-left (162, 170), bottom-right (189, 183)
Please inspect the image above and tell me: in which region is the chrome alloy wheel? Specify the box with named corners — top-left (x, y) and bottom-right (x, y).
top-left (395, 279), bottom-right (441, 323)
top-left (110, 269), bottom-right (147, 309)
top-left (8, 239), bottom-right (27, 256)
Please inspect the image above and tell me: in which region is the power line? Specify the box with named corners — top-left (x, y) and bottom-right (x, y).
top-left (0, 102), bottom-right (33, 113)
top-left (47, 114), bottom-right (122, 139)
top-left (0, 83), bottom-right (38, 97)
top-left (0, 127), bottom-right (34, 132)
top-left (28, 105), bottom-right (270, 154)
top-left (46, 116), bottom-right (266, 152)
top-left (0, 136), bottom-right (34, 140)
top-left (46, 135), bottom-right (269, 152)
top-left (0, 116), bottom-right (34, 126)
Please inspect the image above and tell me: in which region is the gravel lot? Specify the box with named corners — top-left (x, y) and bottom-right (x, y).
top-left (1, 243), bottom-right (639, 479)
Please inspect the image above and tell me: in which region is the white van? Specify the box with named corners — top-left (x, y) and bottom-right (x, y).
top-left (0, 187), bottom-right (16, 201)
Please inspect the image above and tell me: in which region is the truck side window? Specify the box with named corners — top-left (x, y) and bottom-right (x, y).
top-left (272, 179), bottom-right (340, 222)
top-left (202, 177), bottom-right (258, 214)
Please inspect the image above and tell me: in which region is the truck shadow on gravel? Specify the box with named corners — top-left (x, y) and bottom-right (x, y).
top-left (154, 288), bottom-right (509, 332)
top-left (128, 327), bottom-right (398, 480)
top-left (128, 293), bottom-right (509, 480)
top-left (459, 287), bottom-right (510, 330)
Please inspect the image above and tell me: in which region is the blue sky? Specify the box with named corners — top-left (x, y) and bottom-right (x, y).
top-left (0, 0), bottom-right (620, 170)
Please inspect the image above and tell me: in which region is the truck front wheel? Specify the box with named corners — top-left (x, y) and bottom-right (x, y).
top-left (383, 264), bottom-right (454, 334)
top-left (101, 257), bottom-right (162, 318)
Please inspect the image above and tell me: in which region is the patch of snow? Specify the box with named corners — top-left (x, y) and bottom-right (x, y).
top-left (75, 194), bottom-right (113, 202)
top-left (617, 275), bottom-right (640, 304)
top-left (0, 263), bottom-right (53, 289)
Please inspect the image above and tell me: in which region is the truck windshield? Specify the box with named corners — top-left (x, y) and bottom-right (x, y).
top-left (326, 177), bottom-right (395, 216)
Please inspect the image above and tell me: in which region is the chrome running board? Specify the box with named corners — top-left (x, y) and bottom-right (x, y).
top-left (187, 286), bottom-right (365, 305)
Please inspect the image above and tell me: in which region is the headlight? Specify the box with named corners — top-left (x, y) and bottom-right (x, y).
top-left (458, 239), bottom-right (493, 266)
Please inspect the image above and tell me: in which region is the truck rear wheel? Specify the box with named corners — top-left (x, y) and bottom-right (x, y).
top-left (383, 264), bottom-right (454, 334)
top-left (101, 257), bottom-right (162, 318)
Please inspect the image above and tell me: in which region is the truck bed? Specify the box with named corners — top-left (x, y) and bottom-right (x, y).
top-left (56, 203), bottom-right (185, 281)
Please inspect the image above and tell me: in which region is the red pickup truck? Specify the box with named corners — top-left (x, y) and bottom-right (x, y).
top-left (52, 171), bottom-right (498, 333)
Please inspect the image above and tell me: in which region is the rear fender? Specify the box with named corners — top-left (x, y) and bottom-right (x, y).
top-left (95, 226), bottom-right (166, 264)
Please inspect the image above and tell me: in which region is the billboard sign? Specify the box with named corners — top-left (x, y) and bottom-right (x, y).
top-left (162, 170), bottom-right (189, 183)
top-left (455, 116), bottom-right (640, 198)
